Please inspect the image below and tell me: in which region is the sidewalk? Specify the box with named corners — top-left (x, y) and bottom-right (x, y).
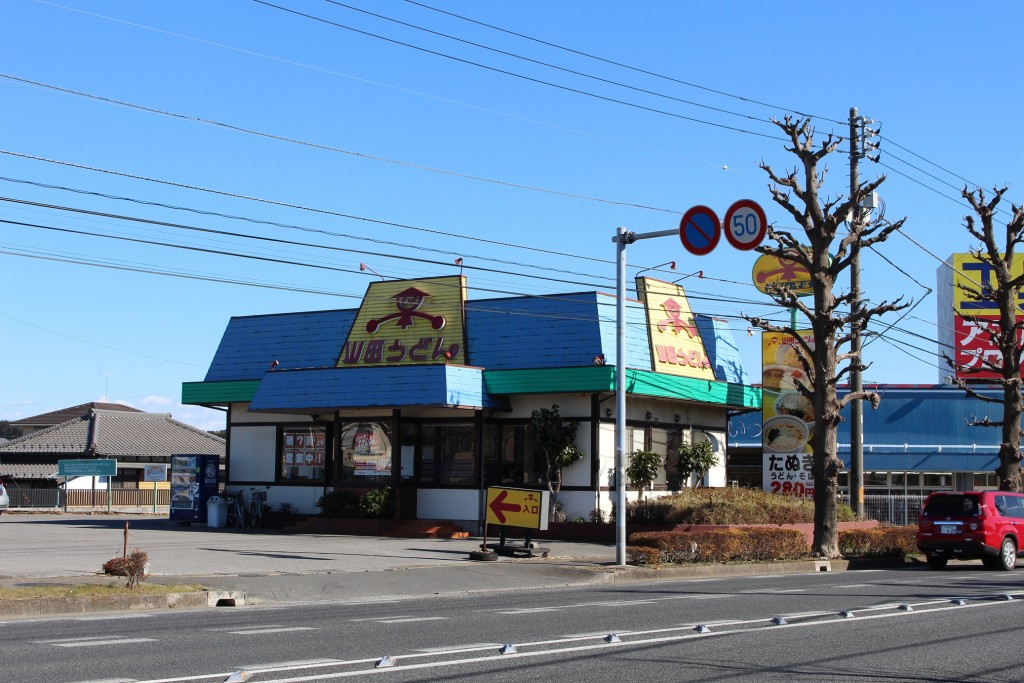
top-left (0, 513), bottom-right (867, 615)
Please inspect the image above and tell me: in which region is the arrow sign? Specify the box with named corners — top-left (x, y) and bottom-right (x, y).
top-left (488, 490), bottom-right (521, 524)
top-left (484, 487), bottom-right (550, 529)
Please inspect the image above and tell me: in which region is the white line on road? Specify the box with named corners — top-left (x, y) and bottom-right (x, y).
top-left (228, 627), bottom-right (320, 635)
top-left (55, 638), bottom-right (158, 647)
top-left (373, 616), bottom-right (448, 624)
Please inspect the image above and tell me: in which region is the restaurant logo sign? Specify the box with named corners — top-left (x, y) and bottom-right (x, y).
top-left (338, 276), bottom-right (467, 367)
top-left (636, 277), bottom-right (715, 380)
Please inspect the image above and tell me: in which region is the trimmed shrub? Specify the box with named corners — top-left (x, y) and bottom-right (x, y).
top-left (102, 549), bottom-right (149, 589)
top-left (627, 527), bottom-right (810, 565)
top-left (624, 487), bottom-right (857, 526)
top-left (839, 526), bottom-right (917, 558)
top-left (359, 487), bottom-right (395, 519)
top-left (315, 490), bottom-right (361, 518)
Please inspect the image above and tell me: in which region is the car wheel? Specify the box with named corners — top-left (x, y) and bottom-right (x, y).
top-left (998, 537), bottom-right (1017, 571)
top-left (926, 556), bottom-right (948, 570)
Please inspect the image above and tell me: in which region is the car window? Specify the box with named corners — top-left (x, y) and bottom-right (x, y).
top-left (924, 495), bottom-right (979, 517)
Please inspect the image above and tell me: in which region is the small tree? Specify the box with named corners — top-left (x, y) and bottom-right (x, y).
top-left (527, 404), bottom-right (584, 512)
top-left (626, 449), bottom-right (663, 501)
top-left (945, 186), bottom-right (1024, 492)
top-left (0, 420), bottom-right (22, 439)
top-left (676, 441), bottom-right (718, 488)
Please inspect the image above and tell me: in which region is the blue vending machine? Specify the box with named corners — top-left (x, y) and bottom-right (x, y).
top-left (169, 454), bottom-right (219, 524)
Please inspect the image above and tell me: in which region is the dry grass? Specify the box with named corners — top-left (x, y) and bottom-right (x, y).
top-left (0, 582), bottom-right (203, 601)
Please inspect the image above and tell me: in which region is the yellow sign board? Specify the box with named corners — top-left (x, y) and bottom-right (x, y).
top-left (751, 252), bottom-right (812, 296)
top-left (951, 252), bottom-right (1024, 314)
top-left (636, 277), bottom-right (716, 380)
top-left (338, 276), bottom-right (467, 367)
top-left (485, 487), bottom-right (550, 529)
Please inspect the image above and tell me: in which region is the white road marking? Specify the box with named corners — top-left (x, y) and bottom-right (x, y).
top-left (65, 678), bottom-right (137, 683)
top-left (75, 614), bottom-right (155, 622)
top-left (349, 615), bottom-right (412, 622)
top-left (56, 638), bottom-right (157, 647)
top-left (834, 583), bottom-right (871, 588)
top-left (415, 643), bottom-right (502, 653)
top-left (373, 616), bottom-right (448, 624)
top-left (228, 626), bottom-right (319, 635)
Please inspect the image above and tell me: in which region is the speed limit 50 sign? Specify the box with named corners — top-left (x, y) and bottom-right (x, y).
top-left (723, 199), bottom-right (767, 251)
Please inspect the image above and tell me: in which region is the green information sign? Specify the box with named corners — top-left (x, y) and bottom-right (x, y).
top-left (58, 459), bottom-right (117, 477)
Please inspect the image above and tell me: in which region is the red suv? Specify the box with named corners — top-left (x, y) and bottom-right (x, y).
top-left (917, 491), bottom-right (1024, 570)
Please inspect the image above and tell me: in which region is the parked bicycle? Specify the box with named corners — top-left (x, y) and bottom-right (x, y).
top-left (225, 491), bottom-right (247, 529)
top-left (245, 486), bottom-right (271, 529)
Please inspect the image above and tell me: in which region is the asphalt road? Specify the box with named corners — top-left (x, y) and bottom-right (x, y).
top-left (5, 566), bottom-right (1024, 682)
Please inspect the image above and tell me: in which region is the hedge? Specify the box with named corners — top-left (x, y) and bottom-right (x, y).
top-left (627, 527), bottom-right (807, 566)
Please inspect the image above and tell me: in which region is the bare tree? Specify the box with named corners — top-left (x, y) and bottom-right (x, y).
top-left (746, 117), bottom-right (908, 557)
top-left (945, 187), bottom-right (1024, 492)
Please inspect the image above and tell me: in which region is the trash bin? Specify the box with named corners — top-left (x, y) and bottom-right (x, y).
top-left (207, 495), bottom-right (227, 528)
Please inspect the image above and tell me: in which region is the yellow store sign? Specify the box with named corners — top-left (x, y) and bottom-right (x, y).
top-left (337, 276), bottom-right (467, 367)
top-left (950, 252), bottom-right (1024, 314)
top-left (636, 277), bottom-right (716, 380)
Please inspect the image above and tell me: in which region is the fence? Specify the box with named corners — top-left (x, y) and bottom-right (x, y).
top-left (840, 491), bottom-right (927, 526)
top-left (5, 487), bottom-right (170, 509)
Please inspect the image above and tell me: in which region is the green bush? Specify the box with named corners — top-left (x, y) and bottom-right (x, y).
top-left (627, 527), bottom-right (808, 565)
top-left (315, 490), bottom-right (361, 518)
top-left (839, 526), bottom-right (916, 558)
top-left (359, 487), bottom-right (395, 519)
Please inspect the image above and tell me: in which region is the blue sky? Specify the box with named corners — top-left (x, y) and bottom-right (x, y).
top-left (2, 0), bottom-right (1022, 430)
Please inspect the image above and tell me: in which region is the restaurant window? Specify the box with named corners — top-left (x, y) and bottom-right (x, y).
top-left (338, 421), bottom-right (392, 484)
top-left (652, 428), bottom-right (684, 491)
top-left (483, 424), bottom-right (543, 485)
top-left (421, 424), bottom-right (475, 485)
top-left (280, 426), bottom-right (326, 482)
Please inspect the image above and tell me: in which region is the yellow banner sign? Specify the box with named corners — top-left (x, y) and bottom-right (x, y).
top-left (951, 252), bottom-right (1024, 314)
top-left (485, 487), bottom-right (550, 529)
top-left (338, 276), bottom-right (467, 367)
top-left (636, 277), bottom-right (716, 380)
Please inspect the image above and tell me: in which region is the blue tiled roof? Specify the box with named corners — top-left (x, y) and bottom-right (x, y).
top-left (203, 292), bottom-right (749, 387)
top-left (249, 365), bottom-right (498, 411)
top-left (465, 292), bottom-right (650, 371)
top-left (696, 315), bottom-right (748, 384)
top-left (205, 309), bottom-right (356, 381)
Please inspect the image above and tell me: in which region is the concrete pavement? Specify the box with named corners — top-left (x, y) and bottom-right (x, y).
top-left (0, 512), bottom-right (866, 615)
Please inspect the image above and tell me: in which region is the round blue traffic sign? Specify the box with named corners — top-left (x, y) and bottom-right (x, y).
top-left (679, 205), bottom-right (721, 256)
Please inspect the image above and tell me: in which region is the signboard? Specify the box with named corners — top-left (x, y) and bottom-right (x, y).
top-left (679, 205), bottom-right (721, 256)
top-left (636, 277), bottom-right (716, 380)
top-left (58, 459), bottom-right (117, 477)
top-left (752, 251), bottom-right (813, 296)
top-left (338, 276), bottom-right (467, 367)
top-left (485, 487), bottom-right (550, 530)
top-left (761, 331), bottom-right (815, 499)
top-left (723, 199), bottom-right (767, 251)
top-left (143, 464), bottom-right (167, 482)
top-left (943, 253), bottom-right (1024, 381)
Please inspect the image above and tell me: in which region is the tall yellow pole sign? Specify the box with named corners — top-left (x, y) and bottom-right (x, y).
top-left (484, 487), bottom-right (550, 530)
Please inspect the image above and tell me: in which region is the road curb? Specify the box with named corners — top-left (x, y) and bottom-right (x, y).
top-left (0, 590), bottom-right (245, 619)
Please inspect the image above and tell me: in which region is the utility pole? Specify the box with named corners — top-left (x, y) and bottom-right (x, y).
top-left (849, 107), bottom-right (865, 518)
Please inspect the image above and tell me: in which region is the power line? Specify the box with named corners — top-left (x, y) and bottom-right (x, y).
top-left (401, 0), bottom-right (843, 124)
top-left (0, 74), bottom-right (682, 215)
top-left (250, 1), bottom-right (787, 141)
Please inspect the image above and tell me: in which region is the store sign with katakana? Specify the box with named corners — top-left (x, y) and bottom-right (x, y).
top-left (337, 276), bottom-right (467, 367)
top-left (636, 277), bottom-right (716, 380)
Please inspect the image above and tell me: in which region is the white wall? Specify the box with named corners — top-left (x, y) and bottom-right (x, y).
top-left (418, 488), bottom-right (480, 525)
top-left (229, 425), bottom-right (277, 482)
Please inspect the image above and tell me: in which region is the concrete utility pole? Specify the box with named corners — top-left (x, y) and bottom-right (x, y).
top-left (849, 107), bottom-right (865, 518)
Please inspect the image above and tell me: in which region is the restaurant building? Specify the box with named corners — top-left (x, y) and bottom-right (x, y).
top-left (182, 275), bottom-right (759, 529)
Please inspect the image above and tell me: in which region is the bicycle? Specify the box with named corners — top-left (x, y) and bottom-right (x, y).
top-left (246, 486), bottom-right (271, 529)
top-left (225, 491), bottom-right (247, 529)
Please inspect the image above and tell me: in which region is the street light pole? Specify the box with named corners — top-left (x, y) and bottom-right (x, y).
top-left (612, 225), bottom-right (678, 566)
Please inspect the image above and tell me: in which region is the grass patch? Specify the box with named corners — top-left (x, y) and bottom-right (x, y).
top-left (0, 582), bottom-right (203, 601)
top-left (627, 486), bottom-right (858, 525)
